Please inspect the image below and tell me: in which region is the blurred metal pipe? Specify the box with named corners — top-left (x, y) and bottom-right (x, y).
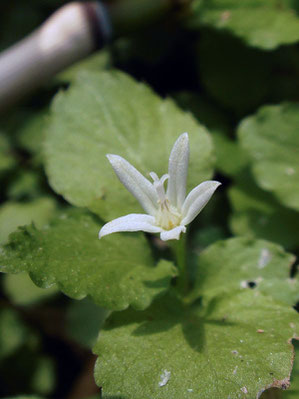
top-left (0, 1), bottom-right (111, 112)
top-left (0, 0), bottom-right (190, 113)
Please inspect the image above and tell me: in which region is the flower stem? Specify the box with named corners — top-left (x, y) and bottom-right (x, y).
top-left (170, 233), bottom-right (188, 295)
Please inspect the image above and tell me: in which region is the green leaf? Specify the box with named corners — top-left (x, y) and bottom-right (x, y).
top-left (196, 31), bottom-right (271, 114)
top-left (3, 273), bottom-right (58, 306)
top-left (94, 291), bottom-right (298, 398)
top-left (45, 70), bottom-right (214, 220)
top-left (231, 208), bottom-right (299, 253)
top-left (0, 197), bottom-right (57, 245)
top-left (212, 132), bottom-right (249, 177)
top-left (230, 171), bottom-right (288, 214)
top-left (191, 237), bottom-right (297, 306)
top-left (257, 279), bottom-right (299, 309)
top-left (0, 209), bottom-right (175, 311)
top-left (188, 0), bottom-right (299, 50)
top-left (66, 298), bottom-right (109, 348)
top-left (229, 175), bottom-right (299, 250)
top-left (238, 103), bottom-right (299, 211)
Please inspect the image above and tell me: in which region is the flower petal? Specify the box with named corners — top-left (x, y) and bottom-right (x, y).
top-left (181, 181), bottom-right (221, 225)
top-left (160, 225), bottom-right (186, 241)
top-left (99, 214), bottom-right (161, 238)
top-left (166, 132), bottom-right (189, 210)
top-left (106, 154), bottom-right (158, 216)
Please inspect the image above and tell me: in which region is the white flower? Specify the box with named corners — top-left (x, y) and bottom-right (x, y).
top-left (99, 133), bottom-right (221, 241)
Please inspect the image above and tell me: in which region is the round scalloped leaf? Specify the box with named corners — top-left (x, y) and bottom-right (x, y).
top-left (0, 209), bottom-right (175, 311)
top-left (94, 291), bottom-right (298, 398)
top-left (187, 0), bottom-right (299, 50)
top-left (45, 70), bottom-right (214, 220)
top-left (191, 237), bottom-right (297, 306)
top-left (238, 103), bottom-right (299, 211)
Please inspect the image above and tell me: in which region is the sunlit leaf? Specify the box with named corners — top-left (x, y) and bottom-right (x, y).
top-left (238, 103), bottom-right (299, 211)
top-left (45, 70), bottom-right (214, 220)
top-left (188, 0), bottom-right (299, 50)
top-left (94, 291), bottom-right (298, 398)
top-left (191, 237), bottom-right (297, 306)
top-left (0, 209), bottom-right (175, 311)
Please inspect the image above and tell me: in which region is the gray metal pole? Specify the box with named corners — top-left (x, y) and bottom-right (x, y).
top-left (0, 1), bottom-right (111, 112)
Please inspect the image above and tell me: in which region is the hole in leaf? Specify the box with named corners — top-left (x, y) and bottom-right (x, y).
top-left (247, 281), bottom-right (256, 288)
top-left (240, 279), bottom-right (260, 289)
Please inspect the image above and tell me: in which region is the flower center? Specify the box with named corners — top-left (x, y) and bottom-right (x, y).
top-left (150, 172), bottom-right (181, 230)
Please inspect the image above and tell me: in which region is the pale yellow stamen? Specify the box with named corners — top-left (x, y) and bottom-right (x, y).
top-left (156, 199), bottom-right (181, 230)
top-left (150, 171), bottom-right (182, 230)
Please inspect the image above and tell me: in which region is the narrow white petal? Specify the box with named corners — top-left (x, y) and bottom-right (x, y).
top-left (107, 154), bottom-right (158, 216)
top-left (181, 181), bottom-right (221, 225)
top-left (160, 225), bottom-right (186, 241)
top-left (99, 214), bottom-right (161, 238)
top-left (166, 132), bottom-right (189, 210)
